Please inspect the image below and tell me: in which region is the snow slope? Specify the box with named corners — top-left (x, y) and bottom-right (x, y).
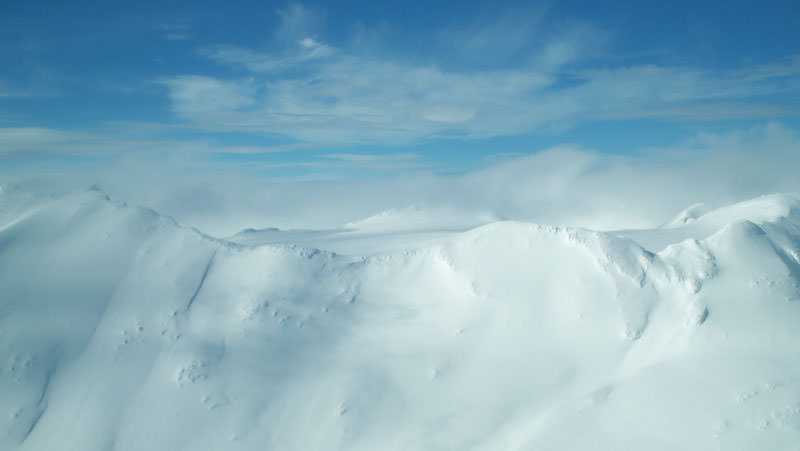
top-left (1, 187), bottom-right (800, 450)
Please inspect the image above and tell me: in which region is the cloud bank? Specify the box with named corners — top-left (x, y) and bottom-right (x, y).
top-left (3, 123), bottom-right (798, 237)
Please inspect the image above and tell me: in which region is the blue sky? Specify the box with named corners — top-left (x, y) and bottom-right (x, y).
top-left (1, 0), bottom-right (799, 178)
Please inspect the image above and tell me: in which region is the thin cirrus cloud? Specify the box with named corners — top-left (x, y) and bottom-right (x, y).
top-left (0, 126), bottom-right (303, 159)
top-left (0, 78), bottom-right (53, 99)
top-left (166, 33), bottom-right (193, 41)
top-left (0, 128), bottom-right (132, 158)
top-left (156, 14), bottom-right (800, 147)
top-left (161, 76), bottom-right (257, 114)
top-left (160, 23), bottom-right (193, 41)
top-left (321, 153), bottom-right (421, 162)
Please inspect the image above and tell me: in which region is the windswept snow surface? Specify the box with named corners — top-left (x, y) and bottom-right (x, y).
top-left (2, 187), bottom-right (800, 450)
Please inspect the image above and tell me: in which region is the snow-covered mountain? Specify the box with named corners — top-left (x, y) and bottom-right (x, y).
top-left (2, 187), bottom-right (800, 450)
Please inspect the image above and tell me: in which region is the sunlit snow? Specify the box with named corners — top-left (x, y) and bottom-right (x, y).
top-left (1, 184), bottom-right (799, 450)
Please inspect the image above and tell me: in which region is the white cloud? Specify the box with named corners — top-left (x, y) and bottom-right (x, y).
top-left (0, 128), bottom-right (131, 157)
top-left (5, 123), bottom-right (799, 236)
top-left (160, 25), bottom-right (800, 146)
top-left (321, 153), bottom-right (420, 162)
top-left (0, 80), bottom-right (11, 98)
top-left (434, 9), bottom-right (549, 65)
top-left (159, 23), bottom-right (193, 41)
top-left (160, 76), bottom-right (256, 115)
top-left (154, 4), bottom-right (800, 146)
top-left (0, 78), bottom-right (53, 98)
top-left (731, 55), bottom-right (800, 83)
top-left (275, 2), bottom-right (325, 44)
top-left (165, 47), bottom-right (558, 144)
top-left (420, 106), bottom-right (477, 123)
top-left (0, 126), bottom-right (302, 159)
top-left (593, 102), bottom-right (796, 121)
top-left (159, 23), bottom-right (190, 31)
top-left (166, 33), bottom-right (192, 41)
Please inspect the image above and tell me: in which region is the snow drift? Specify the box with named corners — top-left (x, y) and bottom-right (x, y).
top-left (1, 186), bottom-right (800, 450)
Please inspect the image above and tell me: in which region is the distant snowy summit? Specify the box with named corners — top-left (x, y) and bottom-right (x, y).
top-left (1, 188), bottom-right (799, 450)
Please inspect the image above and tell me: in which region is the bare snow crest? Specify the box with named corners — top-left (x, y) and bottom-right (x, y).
top-left (3, 189), bottom-right (800, 450)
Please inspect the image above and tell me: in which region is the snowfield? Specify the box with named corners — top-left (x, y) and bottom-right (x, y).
top-left (2, 186), bottom-right (800, 450)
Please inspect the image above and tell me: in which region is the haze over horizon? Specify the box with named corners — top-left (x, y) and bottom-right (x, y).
top-left (2, 0), bottom-right (800, 233)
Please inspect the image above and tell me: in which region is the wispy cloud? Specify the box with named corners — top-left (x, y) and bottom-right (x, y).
top-left (0, 126), bottom-right (300, 159)
top-left (0, 128), bottom-right (131, 158)
top-left (316, 152), bottom-right (427, 171)
top-left (159, 23), bottom-right (193, 41)
top-left (166, 33), bottom-right (193, 41)
top-left (0, 80), bottom-right (13, 98)
top-left (0, 78), bottom-right (56, 98)
top-left (593, 103), bottom-right (796, 122)
top-left (161, 75), bottom-right (257, 114)
top-left (730, 55), bottom-right (800, 83)
top-left (6, 123), bottom-right (799, 235)
top-left (157, 5), bottom-right (800, 146)
top-left (274, 2), bottom-right (325, 44)
top-left (321, 153), bottom-right (420, 162)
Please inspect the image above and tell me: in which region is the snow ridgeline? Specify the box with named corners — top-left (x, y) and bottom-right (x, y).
top-left (1, 188), bottom-right (800, 450)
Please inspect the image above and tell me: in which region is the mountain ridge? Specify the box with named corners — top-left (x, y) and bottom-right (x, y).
top-left (1, 187), bottom-right (799, 450)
